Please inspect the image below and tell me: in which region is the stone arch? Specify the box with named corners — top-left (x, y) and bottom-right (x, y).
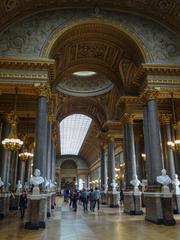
top-left (58, 155), bottom-right (89, 170)
top-left (41, 18), bottom-right (150, 62)
top-left (57, 97), bottom-right (107, 131)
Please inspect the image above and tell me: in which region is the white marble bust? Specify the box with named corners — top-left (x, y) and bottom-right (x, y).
top-left (157, 169), bottom-right (171, 193)
top-left (110, 179), bottom-right (118, 193)
top-left (16, 180), bottom-right (22, 193)
top-left (172, 174), bottom-right (180, 194)
top-left (0, 177), bottom-right (4, 188)
top-left (130, 175), bottom-right (141, 193)
top-left (30, 169), bottom-right (44, 195)
top-left (30, 169), bottom-right (44, 186)
top-left (157, 169), bottom-right (171, 186)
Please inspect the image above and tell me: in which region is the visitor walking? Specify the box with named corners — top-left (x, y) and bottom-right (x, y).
top-left (19, 191), bottom-right (28, 219)
top-left (93, 187), bottom-right (101, 211)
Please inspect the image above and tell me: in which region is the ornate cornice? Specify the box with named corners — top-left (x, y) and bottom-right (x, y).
top-left (159, 114), bottom-right (172, 124)
top-left (0, 58), bottom-right (56, 83)
top-left (133, 64), bottom-right (180, 88)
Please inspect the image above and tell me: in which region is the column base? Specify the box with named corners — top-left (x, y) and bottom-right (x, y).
top-left (25, 221), bottom-right (46, 229)
top-left (9, 194), bottom-right (20, 210)
top-left (0, 193), bottom-right (10, 217)
top-left (101, 191), bottom-right (107, 204)
top-left (107, 191), bottom-right (120, 208)
top-left (124, 191), bottom-right (143, 215)
top-left (143, 192), bottom-right (176, 226)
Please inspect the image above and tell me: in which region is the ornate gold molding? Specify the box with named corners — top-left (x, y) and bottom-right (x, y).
top-left (159, 114), bottom-right (172, 124)
top-left (0, 58), bottom-right (56, 83)
top-left (35, 83), bottom-right (51, 99)
top-left (120, 113), bottom-right (135, 124)
top-left (140, 87), bottom-right (159, 102)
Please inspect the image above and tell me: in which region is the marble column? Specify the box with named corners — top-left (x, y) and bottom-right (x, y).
top-left (46, 120), bottom-right (52, 181)
top-left (144, 91), bottom-right (163, 185)
top-left (0, 115), bottom-right (11, 187)
top-left (34, 84), bottom-right (49, 178)
top-left (24, 160), bottom-right (31, 183)
top-left (9, 151), bottom-right (18, 190)
top-left (143, 106), bottom-right (152, 184)
top-left (100, 143), bottom-right (107, 190)
top-left (122, 114), bottom-right (137, 185)
top-left (107, 136), bottom-right (115, 191)
top-left (142, 89), bottom-right (175, 225)
top-left (160, 114), bottom-right (175, 178)
top-left (50, 139), bottom-right (56, 183)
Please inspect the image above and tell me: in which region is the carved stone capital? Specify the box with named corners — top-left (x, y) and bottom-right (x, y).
top-left (159, 114), bottom-right (172, 124)
top-left (141, 88), bottom-right (159, 102)
top-left (35, 83), bottom-right (51, 99)
top-left (120, 113), bottom-right (134, 124)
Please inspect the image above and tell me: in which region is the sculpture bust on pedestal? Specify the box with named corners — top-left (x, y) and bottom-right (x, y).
top-left (110, 179), bottom-right (118, 193)
top-left (30, 169), bottom-right (44, 195)
top-left (130, 175), bottom-right (141, 193)
top-left (156, 169), bottom-right (171, 193)
top-left (172, 174), bottom-right (180, 194)
top-left (16, 180), bottom-right (22, 194)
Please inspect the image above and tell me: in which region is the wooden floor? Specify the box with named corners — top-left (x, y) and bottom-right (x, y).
top-left (0, 197), bottom-right (180, 240)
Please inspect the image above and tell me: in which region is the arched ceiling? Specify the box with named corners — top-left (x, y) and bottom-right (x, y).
top-left (51, 22), bottom-right (144, 95)
top-left (0, 0), bottom-right (180, 34)
top-left (57, 96), bottom-right (107, 131)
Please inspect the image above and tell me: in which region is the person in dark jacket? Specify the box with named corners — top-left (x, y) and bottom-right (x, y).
top-left (19, 191), bottom-right (28, 219)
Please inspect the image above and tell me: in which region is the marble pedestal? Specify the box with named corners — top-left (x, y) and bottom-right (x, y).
top-left (47, 194), bottom-right (52, 217)
top-left (51, 192), bottom-right (56, 209)
top-left (172, 194), bottom-right (180, 214)
top-left (24, 194), bottom-right (48, 229)
top-left (101, 191), bottom-right (107, 204)
top-left (9, 194), bottom-right (20, 210)
top-left (143, 192), bottom-right (176, 225)
top-left (124, 191), bottom-right (143, 215)
top-left (0, 193), bottom-right (10, 217)
top-left (107, 191), bottom-right (120, 208)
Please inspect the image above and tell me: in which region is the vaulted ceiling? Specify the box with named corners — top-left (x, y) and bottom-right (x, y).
top-left (0, 0), bottom-right (180, 34)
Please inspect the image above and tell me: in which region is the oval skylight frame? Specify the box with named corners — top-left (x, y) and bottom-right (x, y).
top-left (72, 71), bottom-right (96, 77)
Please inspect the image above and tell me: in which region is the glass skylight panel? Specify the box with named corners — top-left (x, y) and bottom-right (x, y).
top-left (60, 114), bottom-right (92, 155)
top-left (72, 71), bottom-right (96, 77)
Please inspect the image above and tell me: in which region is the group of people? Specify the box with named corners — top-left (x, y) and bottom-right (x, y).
top-left (64, 187), bottom-right (101, 212)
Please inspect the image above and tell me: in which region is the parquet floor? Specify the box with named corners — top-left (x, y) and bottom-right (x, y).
top-left (0, 197), bottom-right (180, 240)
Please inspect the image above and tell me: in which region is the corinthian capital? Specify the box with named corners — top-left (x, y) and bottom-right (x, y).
top-left (35, 83), bottom-right (51, 99)
top-left (141, 88), bottom-right (159, 102)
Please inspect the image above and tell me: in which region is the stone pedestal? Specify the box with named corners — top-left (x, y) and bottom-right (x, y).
top-left (101, 191), bottom-right (107, 204)
top-left (47, 194), bottom-right (52, 217)
top-left (172, 194), bottom-right (180, 214)
top-left (0, 193), bottom-right (10, 217)
top-left (143, 192), bottom-right (176, 225)
top-left (107, 191), bottom-right (119, 208)
top-left (9, 194), bottom-right (20, 210)
top-left (51, 192), bottom-right (56, 209)
top-left (24, 194), bottom-right (48, 229)
top-left (124, 191), bottom-right (143, 215)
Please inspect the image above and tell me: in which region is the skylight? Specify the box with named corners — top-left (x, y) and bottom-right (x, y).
top-left (72, 71), bottom-right (96, 77)
top-left (60, 114), bottom-right (92, 155)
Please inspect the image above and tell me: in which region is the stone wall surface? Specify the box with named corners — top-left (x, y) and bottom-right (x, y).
top-left (0, 9), bottom-right (179, 64)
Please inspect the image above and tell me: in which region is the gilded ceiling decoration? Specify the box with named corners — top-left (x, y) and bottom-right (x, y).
top-left (56, 72), bottom-right (113, 97)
